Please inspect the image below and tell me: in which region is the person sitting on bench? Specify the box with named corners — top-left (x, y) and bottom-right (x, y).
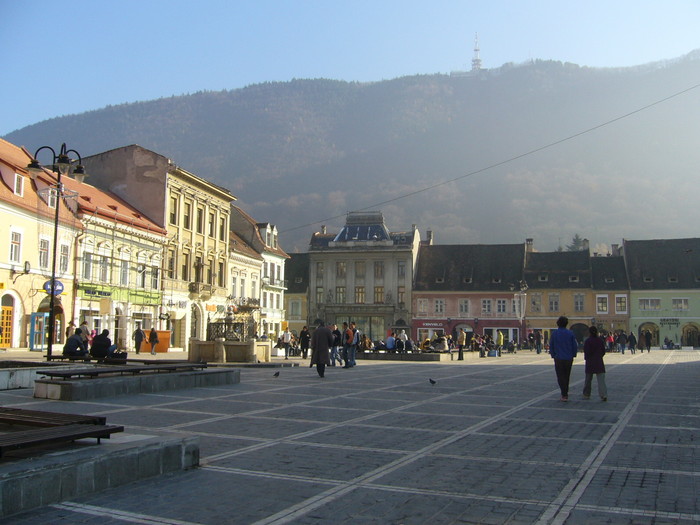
top-left (90, 329), bottom-right (119, 359)
top-left (63, 328), bottom-right (89, 357)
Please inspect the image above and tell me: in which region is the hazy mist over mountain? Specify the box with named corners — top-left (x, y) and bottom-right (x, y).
top-left (6, 51), bottom-right (700, 254)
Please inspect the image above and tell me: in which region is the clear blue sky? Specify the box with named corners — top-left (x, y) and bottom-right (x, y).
top-left (2, 0), bottom-right (700, 135)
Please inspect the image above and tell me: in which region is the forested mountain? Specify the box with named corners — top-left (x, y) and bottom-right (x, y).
top-left (6, 51), bottom-right (700, 253)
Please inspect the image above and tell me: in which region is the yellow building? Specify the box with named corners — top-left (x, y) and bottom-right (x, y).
top-left (82, 145), bottom-right (236, 350)
top-left (0, 138), bottom-right (80, 350)
top-left (524, 249), bottom-right (596, 344)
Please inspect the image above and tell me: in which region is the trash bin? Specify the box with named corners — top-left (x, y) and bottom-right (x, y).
top-left (153, 331), bottom-right (171, 353)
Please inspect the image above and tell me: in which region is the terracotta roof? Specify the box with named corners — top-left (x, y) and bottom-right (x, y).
top-left (0, 138), bottom-right (80, 228)
top-left (232, 205), bottom-right (289, 259)
top-left (415, 243), bottom-right (526, 291)
top-left (65, 177), bottom-right (167, 236)
top-left (623, 238), bottom-right (700, 289)
top-left (229, 231), bottom-right (263, 260)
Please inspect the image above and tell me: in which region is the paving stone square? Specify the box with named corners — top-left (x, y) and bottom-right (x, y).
top-left (4, 349), bottom-right (700, 524)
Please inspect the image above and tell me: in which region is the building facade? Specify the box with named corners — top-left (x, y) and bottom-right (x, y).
top-left (82, 145), bottom-right (236, 349)
top-left (227, 230), bottom-right (263, 341)
top-left (0, 139), bottom-right (80, 350)
top-left (68, 178), bottom-right (168, 349)
top-left (308, 212), bottom-right (420, 341)
top-left (524, 248), bottom-right (595, 344)
top-left (229, 206), bottom-right (288, 340)
top-left (284, 252), bottom-right (310, 338)
top-left (413, 243), bottom-right (527, 345)
top-left (590, 254), bottom-right (630, 336)
top-left (624, 238), bottom-right (700, 347)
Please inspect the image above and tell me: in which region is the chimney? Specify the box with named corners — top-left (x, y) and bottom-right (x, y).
top-left (582, 238), bottom-right (590, 251)
top-left (321, 225), bottom-right (326, 234)
top-left (525, 238), bottom-right (534, 252)
top-left (611, 243), bottom-right (619, 256)
top-left (426, 230), bottom-right (433, 244)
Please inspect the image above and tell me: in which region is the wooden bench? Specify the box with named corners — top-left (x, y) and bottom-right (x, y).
top-left (44, 355), bottom-right (93, 362)
top-left (0, 407), bottom-right (106, 427)
top-left (37, 363), bottom-right (208, 380)
top-left (0, 423), bottom-right (123, 457)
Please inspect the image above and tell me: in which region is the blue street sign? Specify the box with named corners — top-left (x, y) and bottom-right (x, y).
top-left (43, 279), bottom-right (64, 295)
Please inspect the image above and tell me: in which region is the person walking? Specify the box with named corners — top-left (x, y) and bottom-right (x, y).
top-left (330, 323), bottom-right (342, 366)
top-left (132, 324), bottom-right (146, 354)
top-left (644, 330), bottom-right (652, 352)
top-left (582, 325), bottom-right (607, 401)
top-left (628, 331), bottom-right (637, 354)
top-left (148, 327), bottom-right (159, 356)
top-left (549, 316), bottom-right (578, 402)
top-left (617, 331), bottom-right (628, 354)
top-left (282, 328), bottom-right (293, 360)
top-left (310, 321), bottom-right (333, 378)
top-left (299, 326), bottom-right (311, 359)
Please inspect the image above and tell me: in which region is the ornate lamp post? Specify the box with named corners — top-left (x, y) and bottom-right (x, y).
top-left (27, 144), bottom-right (86, 357)
top-left (514, 280), bottom-right (528, 348)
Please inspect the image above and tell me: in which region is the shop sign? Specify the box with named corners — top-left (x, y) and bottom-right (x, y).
top-left (84, 288), bottom-right (112, 297)
top-left (660, 318), bottom-right (680, 326)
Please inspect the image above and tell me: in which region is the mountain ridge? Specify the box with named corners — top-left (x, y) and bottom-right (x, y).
top-left (6, 52), bottom-right (700, 253)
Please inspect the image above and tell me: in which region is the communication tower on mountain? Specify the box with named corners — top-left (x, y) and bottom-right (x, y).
top-left (471, 33), bottom-right (482, 71)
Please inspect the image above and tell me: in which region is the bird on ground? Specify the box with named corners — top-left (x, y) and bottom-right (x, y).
top-left (273, 371), bottom-right (280, 377)
top-left (429, 378), bottom-right (437, 385)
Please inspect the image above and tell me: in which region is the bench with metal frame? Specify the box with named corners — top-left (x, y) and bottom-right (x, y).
top-left (37, 363), bottom-right (208, 381)
top-left (0, 423), bottom-right (123, 458)
top-left (0, 407), bottom-right (106, 427)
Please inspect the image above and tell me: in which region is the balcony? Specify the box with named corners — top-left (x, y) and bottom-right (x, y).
top-left (229, 296), bottom-right (260, 311)
top-left (189, 282), bottom-right (213, 299)
top-left (261, 277), bottom-right (288, 289)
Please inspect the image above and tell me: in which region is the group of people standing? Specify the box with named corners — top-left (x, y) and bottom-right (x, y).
top-left (307, 321), bottom-right (361, 377)
top-left (605, 330), bottom-right (651, 354)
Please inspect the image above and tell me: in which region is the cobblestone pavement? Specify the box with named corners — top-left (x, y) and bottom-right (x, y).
top-left (3, 349), bottom-right (700, 524)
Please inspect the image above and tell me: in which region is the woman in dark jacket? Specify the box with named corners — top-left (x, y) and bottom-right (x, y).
top-left (299, 326), bottom-right (311, 359)
top-left (583, 325), bottom-right (607, 401)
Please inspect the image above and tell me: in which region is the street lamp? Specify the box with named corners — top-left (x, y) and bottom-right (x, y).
top-left (27, 143), bottom-right (86, 357)
top-left (514, 280), bottom-right (528, 348)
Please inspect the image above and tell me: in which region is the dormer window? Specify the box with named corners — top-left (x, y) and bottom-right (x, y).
top-left (492, 277), bottom-right (502, 284)
top-left (462, 277), bottom-right (472, 284)
top-left (538, 274), bottom-right (548, 282)
top-left (604, 277), bottom-right (615, 283)
top-left (668, 275), bottom-right (678, 283)
top-left (435, 277), bottom-right (445, 283)
top-left (569, 275), bottom-right (579, 283)
top-left (13, 173), bottom-right (24, 196)
top-left (643, 275), bottom-right (654, 283)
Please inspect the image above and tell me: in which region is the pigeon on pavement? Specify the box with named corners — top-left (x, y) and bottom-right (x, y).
top-left (429, 378), bottom-right (437, 385)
